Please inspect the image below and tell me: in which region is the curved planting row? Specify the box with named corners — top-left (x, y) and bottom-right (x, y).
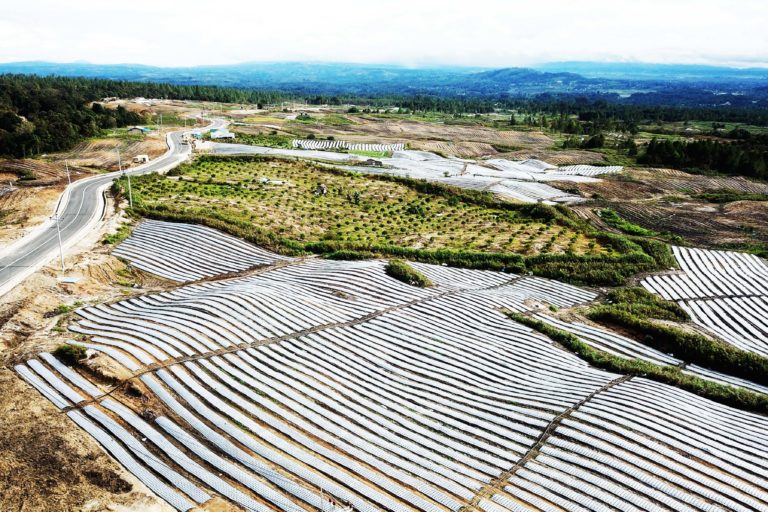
top-left (17, 251), bottom-right (768, 511)
top-left (643, 246), bottom-right (768, 300)
top-left (556, 164), bottom-right (624, 176)
top-left (534, 314), bottom-right (768, 395)
top-left (488, 379), bottom-right (768, 512)
top-left (113, 219), bottom-right (291, 282)
top-left (642, 246), bottom-right (768, 356)
top-left (293, 139), bottom-right (405, 152)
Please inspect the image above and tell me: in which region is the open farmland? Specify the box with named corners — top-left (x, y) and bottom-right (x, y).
top-left (210, 141), bottom-right (616, 204)
top-left (643, 246), bottom-right (768, 357)
top-left (239, 111), bottom-right (559, 158)
top-left (14, 221), bottom-right (768, 512)
top-left (559, 167), bottom-right (768, 249)
top-left (123, 156), bottom-right (606, 257)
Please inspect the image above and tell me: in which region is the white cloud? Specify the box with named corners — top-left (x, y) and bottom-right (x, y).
top-left (1, 0), bottom-right (766, 67)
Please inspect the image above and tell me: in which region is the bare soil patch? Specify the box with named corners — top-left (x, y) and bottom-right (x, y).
top-left (0, 186), bottom-right (63, 245)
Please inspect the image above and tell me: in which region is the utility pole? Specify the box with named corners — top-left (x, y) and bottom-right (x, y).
top-left (54, 212), bottom-right (65, 272)
top-left (117, 148), bottom-right (133, 208)
top-left (65, 161), bottom-right (71, 186)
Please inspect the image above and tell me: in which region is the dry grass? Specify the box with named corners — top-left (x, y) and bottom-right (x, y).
top-left (49, 135), bottom-right (167, 171)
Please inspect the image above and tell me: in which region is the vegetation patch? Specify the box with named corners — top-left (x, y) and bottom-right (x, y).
top-left (507, 312), bottom-right (768, 414)
top-left (102, 223), bottom-right (134, 245)
top-left (53, 343), bottom-right (88, 366)
top-left (384, 259), bottom-right (432, 287)
top-left (223, 131), bottom-right (294, 149)
top-left (693, 189), bottom-right (768, 203)
top-left (598, 208), bottom-right (658, 237)
top-left (349, 149), bottom-right (392, 158)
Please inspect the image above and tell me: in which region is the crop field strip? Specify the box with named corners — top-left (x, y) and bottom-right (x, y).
top-left (293, 139), bottom-right (405, 152)
top-left (17, 236), bottom-right (768, 512)
top-left (532, 314), bottom-right (768, 395)
top-left (114, 220), bottom-right (292, 282)
top-left (484, 159), bottom-right (623, 179)
top-left (486, 379), bottom-right (768, 512)
top-left (642, 246), bottom-right (768, 356)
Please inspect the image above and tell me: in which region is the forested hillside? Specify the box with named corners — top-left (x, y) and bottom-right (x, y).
top-left (0, 75), bottom-right (294, 157)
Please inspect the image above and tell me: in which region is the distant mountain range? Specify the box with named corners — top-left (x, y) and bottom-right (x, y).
top-left (1, 60), bottom-right (767, 103)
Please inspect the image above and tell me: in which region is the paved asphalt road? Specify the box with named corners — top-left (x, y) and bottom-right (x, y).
top-left (0, 120), bottom-right (224, 298)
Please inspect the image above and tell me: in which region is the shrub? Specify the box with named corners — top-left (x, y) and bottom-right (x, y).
top-left (53, 304), bottom-right (75, 315)
top-left (53, 343), bottom-right (88, 366)
top-left (385, 259), bottom-right (433, 288)
top-left (602, 287), bottom-right (689, 321)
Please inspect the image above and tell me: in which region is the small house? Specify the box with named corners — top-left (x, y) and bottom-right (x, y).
top-left (127, 126), bottom-right (151, 135)
top-left (210, 129), bottom-right (236, 140)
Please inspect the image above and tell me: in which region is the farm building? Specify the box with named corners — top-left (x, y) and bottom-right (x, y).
top-left (210, 128), bottom-right (236, 140)
top-left (127, 126), bottom-right (151, 135)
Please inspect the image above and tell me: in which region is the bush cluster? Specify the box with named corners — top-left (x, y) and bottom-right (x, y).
top-left (53, 343), bottom-right (88, 366)
top-left (384, 259), bottom-right (433, 288)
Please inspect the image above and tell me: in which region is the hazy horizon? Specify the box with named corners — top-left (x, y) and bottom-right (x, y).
top-left (3, 59), bottom-right (768, 72)
top-left (2, 0), bottom-right (766, 69)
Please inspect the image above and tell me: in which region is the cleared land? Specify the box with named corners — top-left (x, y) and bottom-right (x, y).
top-left (559, 167), bottom-right (768, 249)
top-left (49, 130), bottom-right (168, 171)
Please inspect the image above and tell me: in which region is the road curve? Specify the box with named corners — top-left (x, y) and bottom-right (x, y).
top-left (0, 120), bottom-right (225, 298)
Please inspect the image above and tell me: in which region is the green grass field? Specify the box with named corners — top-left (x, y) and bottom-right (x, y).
top-left (349, 149), bottom-right (392, 158)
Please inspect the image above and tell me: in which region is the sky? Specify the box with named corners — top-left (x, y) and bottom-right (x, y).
top-left (1, 0), bottom-right (766, 68)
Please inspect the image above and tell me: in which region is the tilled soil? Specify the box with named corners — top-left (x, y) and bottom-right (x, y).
top-left (554, 168), bottom-right (768, 248)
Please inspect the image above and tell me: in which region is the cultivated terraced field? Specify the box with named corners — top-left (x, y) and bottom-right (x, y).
top-left (292, 139), bottom-right (404, 152)
top-left (126, 157), bottom-right (606, 255)
top-left (15, 222), bottom-right (768, 512)
top-left (643, 246), bottom-right (768, 357)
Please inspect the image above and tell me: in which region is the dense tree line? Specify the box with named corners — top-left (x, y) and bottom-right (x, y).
top-left (0, 75), bottom-right (144, 157)
top-left (3, 73), bottom-right (768, 158)
top-left (639, 137), bottom-right (768, 180)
